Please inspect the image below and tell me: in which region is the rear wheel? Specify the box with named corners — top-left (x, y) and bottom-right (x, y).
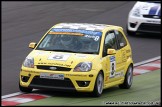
top-left (92, 72), bottom-right (104, 97)
top-left (119, 65), bottom-right (133, 89)
top-left (19, 82), bottom-right (33, 93)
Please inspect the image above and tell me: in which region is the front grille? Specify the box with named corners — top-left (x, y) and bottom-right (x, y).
top-left (37, 65), bottom-right (71, 71)
top-left (143, 15), bottom-right (161, 19)
top-left (138, 23), bottom-right (161, 33)
top-left (30, 76), bottom-right (75, 89)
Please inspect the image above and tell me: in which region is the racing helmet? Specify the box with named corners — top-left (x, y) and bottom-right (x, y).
top-left (60, 35), bottom-right (73, 46)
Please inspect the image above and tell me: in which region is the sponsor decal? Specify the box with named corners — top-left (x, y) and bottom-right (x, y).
top-left (126, 49), bottom-right (130, 53)
top-left (51, 28), bottom-right (102, 36)
top-left (115, 71), bottom-right (124, 78)
top-left (38, 62), bottom-right (71, 68)
top-left (105, 75), bottom-right (109, 82)
top-left (109, 56), bottom-right (116, 78)
top-left (38, 62), bottom-right (47, 65)
top-left (23, 70), bottom-right (39, 74)
top-left (65, 74), bottom-right (87, 77)
top-left (51, 63), bottom-right (70, 67)
top-left (84, 35), bottom-right (100, 41)
top-left (48, 32), bottom-right (84, 36)
top-left (110, 56), bottom-right (115, 62)
top-left (146, 20), bottom-right (161, 24)
top-left (48, 53), bottom-right (71, 61)
top-left (127, 55), bottom-right (132, 59)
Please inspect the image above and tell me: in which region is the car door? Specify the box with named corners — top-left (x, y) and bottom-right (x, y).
top-left (102, 30), bottom-right (123, 84)
top-left (114, 29), bottom-right (128, 70)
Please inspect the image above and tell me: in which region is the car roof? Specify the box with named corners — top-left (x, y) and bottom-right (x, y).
top-left (52, 23), bottom-right (122, 32)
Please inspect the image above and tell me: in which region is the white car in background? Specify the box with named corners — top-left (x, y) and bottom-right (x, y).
top-left (127, 1), bottom-right (161, 35)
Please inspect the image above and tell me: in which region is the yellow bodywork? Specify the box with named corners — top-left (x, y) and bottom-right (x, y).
top-left (20, 23), bottom-right (133, 92)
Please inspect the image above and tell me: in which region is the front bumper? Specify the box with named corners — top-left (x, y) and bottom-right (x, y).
top-left (20, 67), bottom-right (98, 92)
top-left (128, 15), bottom-right (161, 34)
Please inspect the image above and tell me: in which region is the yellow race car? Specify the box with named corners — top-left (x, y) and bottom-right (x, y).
top-left (19, 23), bottom-right (134, 97)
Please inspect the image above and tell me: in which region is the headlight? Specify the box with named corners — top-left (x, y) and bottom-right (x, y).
top-left (132, 7), bottom-right (141, 17)
top-left (74, 62), bottom-right (92, 72)
top-left (23, 57), bottom-right (34, 68)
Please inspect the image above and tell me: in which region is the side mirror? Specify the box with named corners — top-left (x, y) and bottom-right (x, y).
top-left (107, 49), bottom-right (116, 55)
top-left (29, 42), bottom-right (37, 49)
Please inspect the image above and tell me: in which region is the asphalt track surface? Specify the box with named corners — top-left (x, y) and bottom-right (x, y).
top-left (2, 1), bottom-right (161, 96)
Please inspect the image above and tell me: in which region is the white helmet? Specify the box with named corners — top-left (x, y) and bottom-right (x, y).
top-left (60, 35), bottom-right (73, 46)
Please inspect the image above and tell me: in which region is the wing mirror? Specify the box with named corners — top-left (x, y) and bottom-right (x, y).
top-left (29, 42), bottom-right (37, 49)
top-left (107, 49), bottom-right (116, 55)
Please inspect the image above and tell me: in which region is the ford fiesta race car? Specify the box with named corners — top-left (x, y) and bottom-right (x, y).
top-left (127, 1), bottom-right (161, 35)
top-left (19, 23), bottom-right (134, 97)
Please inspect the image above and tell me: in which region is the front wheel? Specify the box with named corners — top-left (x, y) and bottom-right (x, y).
top-left (92, 72), bottom-right (104, 97)
top-left (19, 82), bottom-right (33, 93)
top-left (119, 65), bottom-right (133, 89)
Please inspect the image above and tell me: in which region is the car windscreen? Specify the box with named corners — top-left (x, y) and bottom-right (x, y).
top-left (36, 28), bottom-right (102, 54)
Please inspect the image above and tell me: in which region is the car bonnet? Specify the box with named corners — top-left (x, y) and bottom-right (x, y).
top-left (28, 50), bottom-right (97, 68)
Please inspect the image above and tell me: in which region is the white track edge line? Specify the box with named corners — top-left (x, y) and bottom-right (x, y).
top-left (1, 92), bottom-right (24, 99)
top-left (1, 56), bottom-right (161, 99)
top-left (1, 89), bottom-right (38, 99)
top-left (134, 56), bottom-right (160, 67)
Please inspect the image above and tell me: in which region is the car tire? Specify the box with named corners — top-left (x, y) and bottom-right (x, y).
top-left (92, 72), bottom-right (104, 97)
top-left (119, 65), bottom-right (133, 89)
top-left (19, 82), bottom-right (33, 93)
top-left (126, 25), bottom-right (136, 36)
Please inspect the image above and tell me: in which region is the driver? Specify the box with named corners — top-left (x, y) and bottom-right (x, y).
top-left (60, 35), bottom-right (73, 47)
top-left (82, 37), bottom-right (98, 51)
top-left (60, 35), bottom-right (82, 50)
top-left (82, 38), bottom-right (91, 50)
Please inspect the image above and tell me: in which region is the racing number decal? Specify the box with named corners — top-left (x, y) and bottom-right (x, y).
top-left (109, 56), bottom-right (116, 78)
top-left (48, 54), bottom-right (71, 61)
top-left (53, 55), bottom-right (63, 59)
